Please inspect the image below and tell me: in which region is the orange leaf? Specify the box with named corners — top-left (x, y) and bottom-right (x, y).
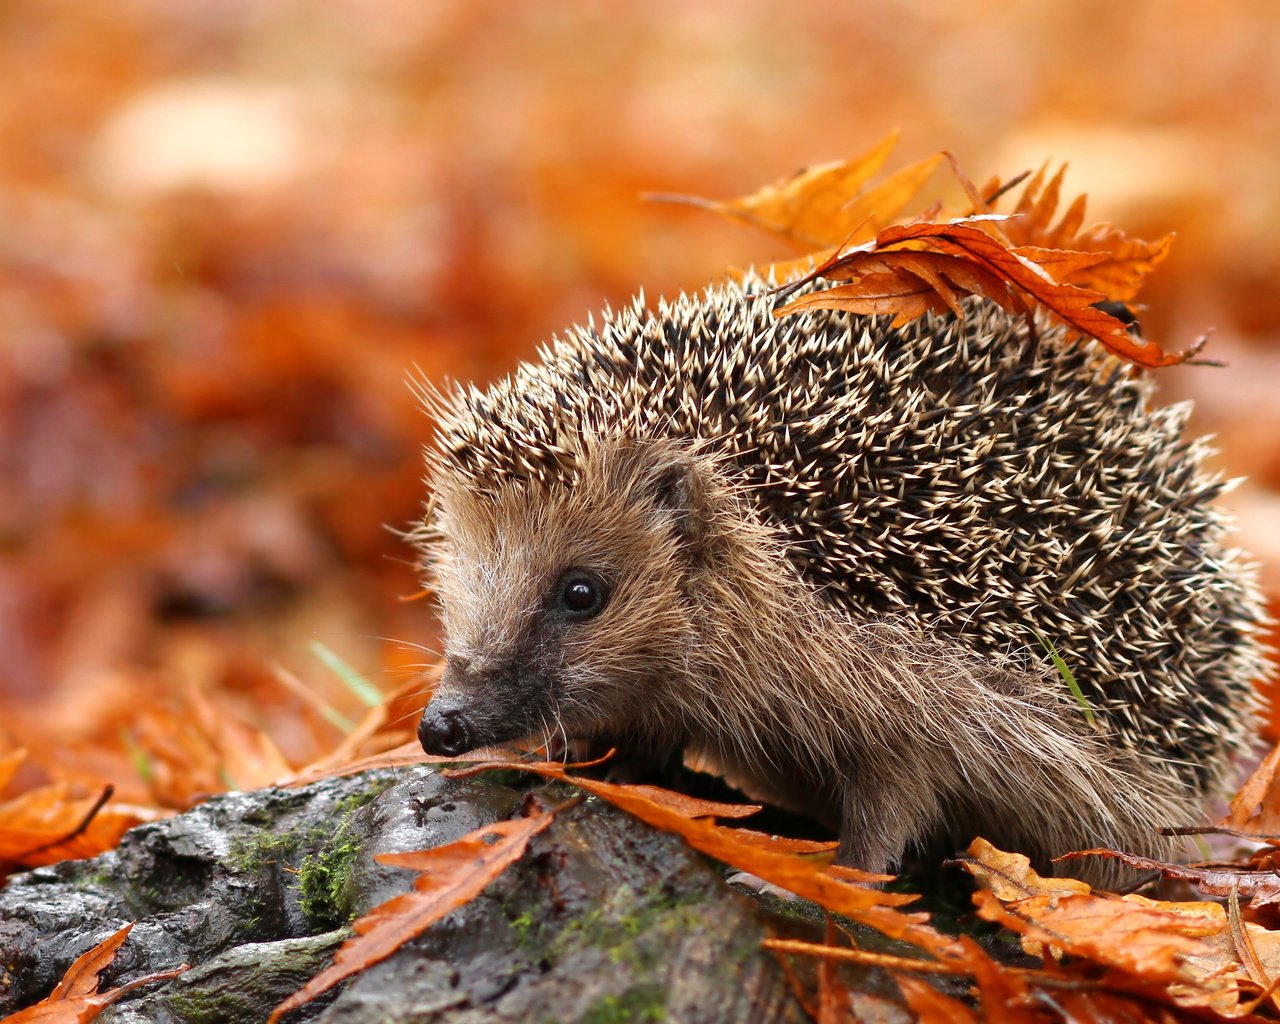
top-left (0, 783), bottom-right (161, 869)
top-left (1001, 165), bottom-right (1173, 301)
top-left (3, 924), bottom-right (189, 1023)
top-left (452, 761), bottom-right (1013, 1003)
top-left (779, 217), bottom-right (1190, 368)
top-left (1014, 244), bottom-right (1113, 282)
top-left (1229, 741), bottom-right (1280, 832)
top-left (767, 930), bottom-right (1037, 1019)
top-left (267, 808), bottom-right (559, 1024)
top-left (450, 758), bottom-right (911, 916)
top-left (958, 838), bottom-right (1280, 1016)
top-left (894, 973), bottom-right (981, 1024)
top-left (814, 919), bottom-right (850, 1024)
top-left (649, 131), bottom-right (942, 250)
top-left (684, 146), bottom-right (1177, 362)
top-left (49, 925), bottom-right (134, 1003)
top-left (0, 749), bottom-right (26, 794)
top-left (1007, 164), bottom-right (1081, 247)
top-left (593, 784), bottom-right (761, 820)
top-left (1068, 230), bottom-right (1173, 302)
top-left (969, 889), bottom-right (1229, 987)
top-left (779, 247), bottom-right (1026, 328)
top-left (779, 270), bottom-right (949, 326)
top-left (820, 152), bottom-right (945, 248)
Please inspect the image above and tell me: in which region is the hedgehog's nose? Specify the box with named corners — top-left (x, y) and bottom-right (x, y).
top-left (418, 704), bottom-right (473, 757)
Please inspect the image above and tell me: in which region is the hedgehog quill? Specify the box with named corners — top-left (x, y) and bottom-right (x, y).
top-left (412, 278), bottom-right (1267, 884)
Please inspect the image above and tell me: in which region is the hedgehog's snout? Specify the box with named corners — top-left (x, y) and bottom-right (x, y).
top-left (419, 659), bottom-right (478, 755)
top-left (419, 655), bottom-right (527, 756)
top-left (418, 700), bottom-right (474, 757)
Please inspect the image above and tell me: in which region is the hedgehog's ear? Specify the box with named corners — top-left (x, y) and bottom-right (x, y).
top-left (648, 454), bottom-right (713, 553)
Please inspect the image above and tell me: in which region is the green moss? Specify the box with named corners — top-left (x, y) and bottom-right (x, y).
top-left (333, 776), bottom-right (396, 817)
top-left (163, 991), bottom-right (245, 1024)
top-left (292, 781), bottom-right (397, 928)
top-left (296, 825), bottom-right (362, 929)
top-left (548, 884), bottom-right (710, 973)
top-left (509, 909), bottom-right (537, 944)
top-left (228, 822), bottom-right (310, 873)
top-left (227, 777), bottom-right (395, 930)
top-left (75, 868), bottom-right (111, 891)
top-left (581, 987), bottom-right (667, 1024)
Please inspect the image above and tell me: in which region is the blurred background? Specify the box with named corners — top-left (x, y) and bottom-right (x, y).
top-left (2, 0), bottom-right (1278, 800)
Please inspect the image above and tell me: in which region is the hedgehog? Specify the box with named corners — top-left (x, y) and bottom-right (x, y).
top-left (412, 274), bottom-right (1268, 883)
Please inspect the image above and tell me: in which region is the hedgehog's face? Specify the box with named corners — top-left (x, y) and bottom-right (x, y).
top-left (417, 439), bottom-right (714, 759)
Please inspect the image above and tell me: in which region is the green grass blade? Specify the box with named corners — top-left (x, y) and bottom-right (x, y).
top-left (1025, 626), bottom-right (1097, 730)
top-left (309, 641), bottom-right (383, 708)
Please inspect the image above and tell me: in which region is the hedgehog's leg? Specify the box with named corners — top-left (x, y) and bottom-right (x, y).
top-left (835, 767), bottom-right (939, 876)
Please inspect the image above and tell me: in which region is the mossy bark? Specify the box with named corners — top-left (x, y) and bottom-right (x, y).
top-left (0, 766), bottom-right (922, 1022)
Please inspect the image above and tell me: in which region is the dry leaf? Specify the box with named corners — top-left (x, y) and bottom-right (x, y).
top-left (0, 749), bottom-right (27, 795)
top-left (778, 216), bottom-right (1191, 367)
top-left (1229, 742), bottom-right (1280, 833)
top-left (1058, 847), bottom-right (1280, 910)
top-left (894, 973), bottom-right (981, 1024)
top-left (267, 807), bottom-right (559, 1024)
top-left (663, 137), bottom-right (1187, 368)
top-left (958, 838), bottom-right (1280, 1018)
top-left (3, 923), bottom-right (189, 1023)
top-left (0, 783), bottom-right (162, 871)
top-left (1002, 165), bottom-right (1174, 301)
top-left (450, 758), bottom-right (910, 915)
top-left (649, 131), bottom-right (942, 250)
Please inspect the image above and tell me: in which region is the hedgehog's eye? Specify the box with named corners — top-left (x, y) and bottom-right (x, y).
top-left (557, 570), bottom-right (610, 620)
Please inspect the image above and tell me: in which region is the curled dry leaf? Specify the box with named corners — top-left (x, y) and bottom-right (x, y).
top-left (958, 838), bottom-right (1280, 1018)
top-left (778, 217), bottom-right (1191, 368)
top-left (661, 133), bottom-right (1190, 369)
top-left (3, 923), bottom-right (189, 1024)
top-left (957, 837), bottom-right (1093, 902)
top-left (647, 130), bottom-right (943, 251)
top-left (1229, 741), bottom-right (1280, 834)
top-left (450, 757), bottom-right (909, 916)
top-left (1059, 847), bottom-right (1280, 910)
top-left (451, 757), bottom-right (1076, 1009)
top-left (1001, 164), bottom-right (1175, 302)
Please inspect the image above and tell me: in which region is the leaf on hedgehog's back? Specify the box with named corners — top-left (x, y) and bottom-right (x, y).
top-left (776, 217), bottom-right (1197, 368)
top-left (1001, 164), bottom-right (1174, 302)
top-left (775, 247), bottom-right (1024, 327)
top-left (645, 130), bottom-right (943, 250)
top-left (662, 142), bottom-right (1188, 368)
